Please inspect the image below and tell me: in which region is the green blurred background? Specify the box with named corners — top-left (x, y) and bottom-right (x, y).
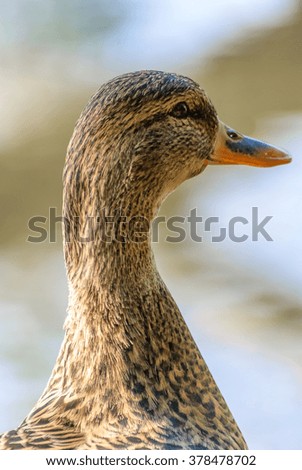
top-left (0, 0), bottom-right (301, 449)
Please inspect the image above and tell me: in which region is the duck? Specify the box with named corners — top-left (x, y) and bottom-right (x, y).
top-left (0, 70), bottom-right (291, 450)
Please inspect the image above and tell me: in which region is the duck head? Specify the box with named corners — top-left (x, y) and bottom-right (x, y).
top-left (65, 70), bottom-right (291, 222)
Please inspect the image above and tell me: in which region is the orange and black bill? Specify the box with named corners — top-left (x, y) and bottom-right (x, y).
top-left (208, 121), bottom-right (292, 167)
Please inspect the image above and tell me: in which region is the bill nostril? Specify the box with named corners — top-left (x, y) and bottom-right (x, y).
top-left (227, 129), bottom-right (242, 141)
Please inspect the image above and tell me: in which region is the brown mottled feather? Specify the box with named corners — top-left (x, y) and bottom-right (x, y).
top-left (0, 71), bottom-right (247, 450)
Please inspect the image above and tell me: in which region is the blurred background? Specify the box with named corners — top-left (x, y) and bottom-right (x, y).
top-left (0, 0), bottom-right (301, 449)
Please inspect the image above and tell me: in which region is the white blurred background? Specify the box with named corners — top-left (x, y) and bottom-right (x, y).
top-left (0, 0), bottom-right (301, 449)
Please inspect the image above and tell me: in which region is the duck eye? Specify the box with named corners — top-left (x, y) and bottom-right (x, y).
top-left (171, 102), bottom-right (189, 118)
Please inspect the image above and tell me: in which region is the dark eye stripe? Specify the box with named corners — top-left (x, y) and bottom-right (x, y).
top-left (141, 102), bottom-right (215, 128)
top-left (170, 102), bottom-right (213, 122)
top-left (190, 109), bottom-right (208, 120)
top-left (141, 112), bottom-right (166, 128)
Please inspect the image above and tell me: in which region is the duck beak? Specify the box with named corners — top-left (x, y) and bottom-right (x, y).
top-left (207, 121), bottom-right (292, 167)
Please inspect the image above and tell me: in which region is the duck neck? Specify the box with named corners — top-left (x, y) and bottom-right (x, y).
top-left (36, 185), bottom-right (245, 450)
top-left (46, 192), bottom-right (194, 413)
top-left (49, 196), bottom-right (173, 392)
